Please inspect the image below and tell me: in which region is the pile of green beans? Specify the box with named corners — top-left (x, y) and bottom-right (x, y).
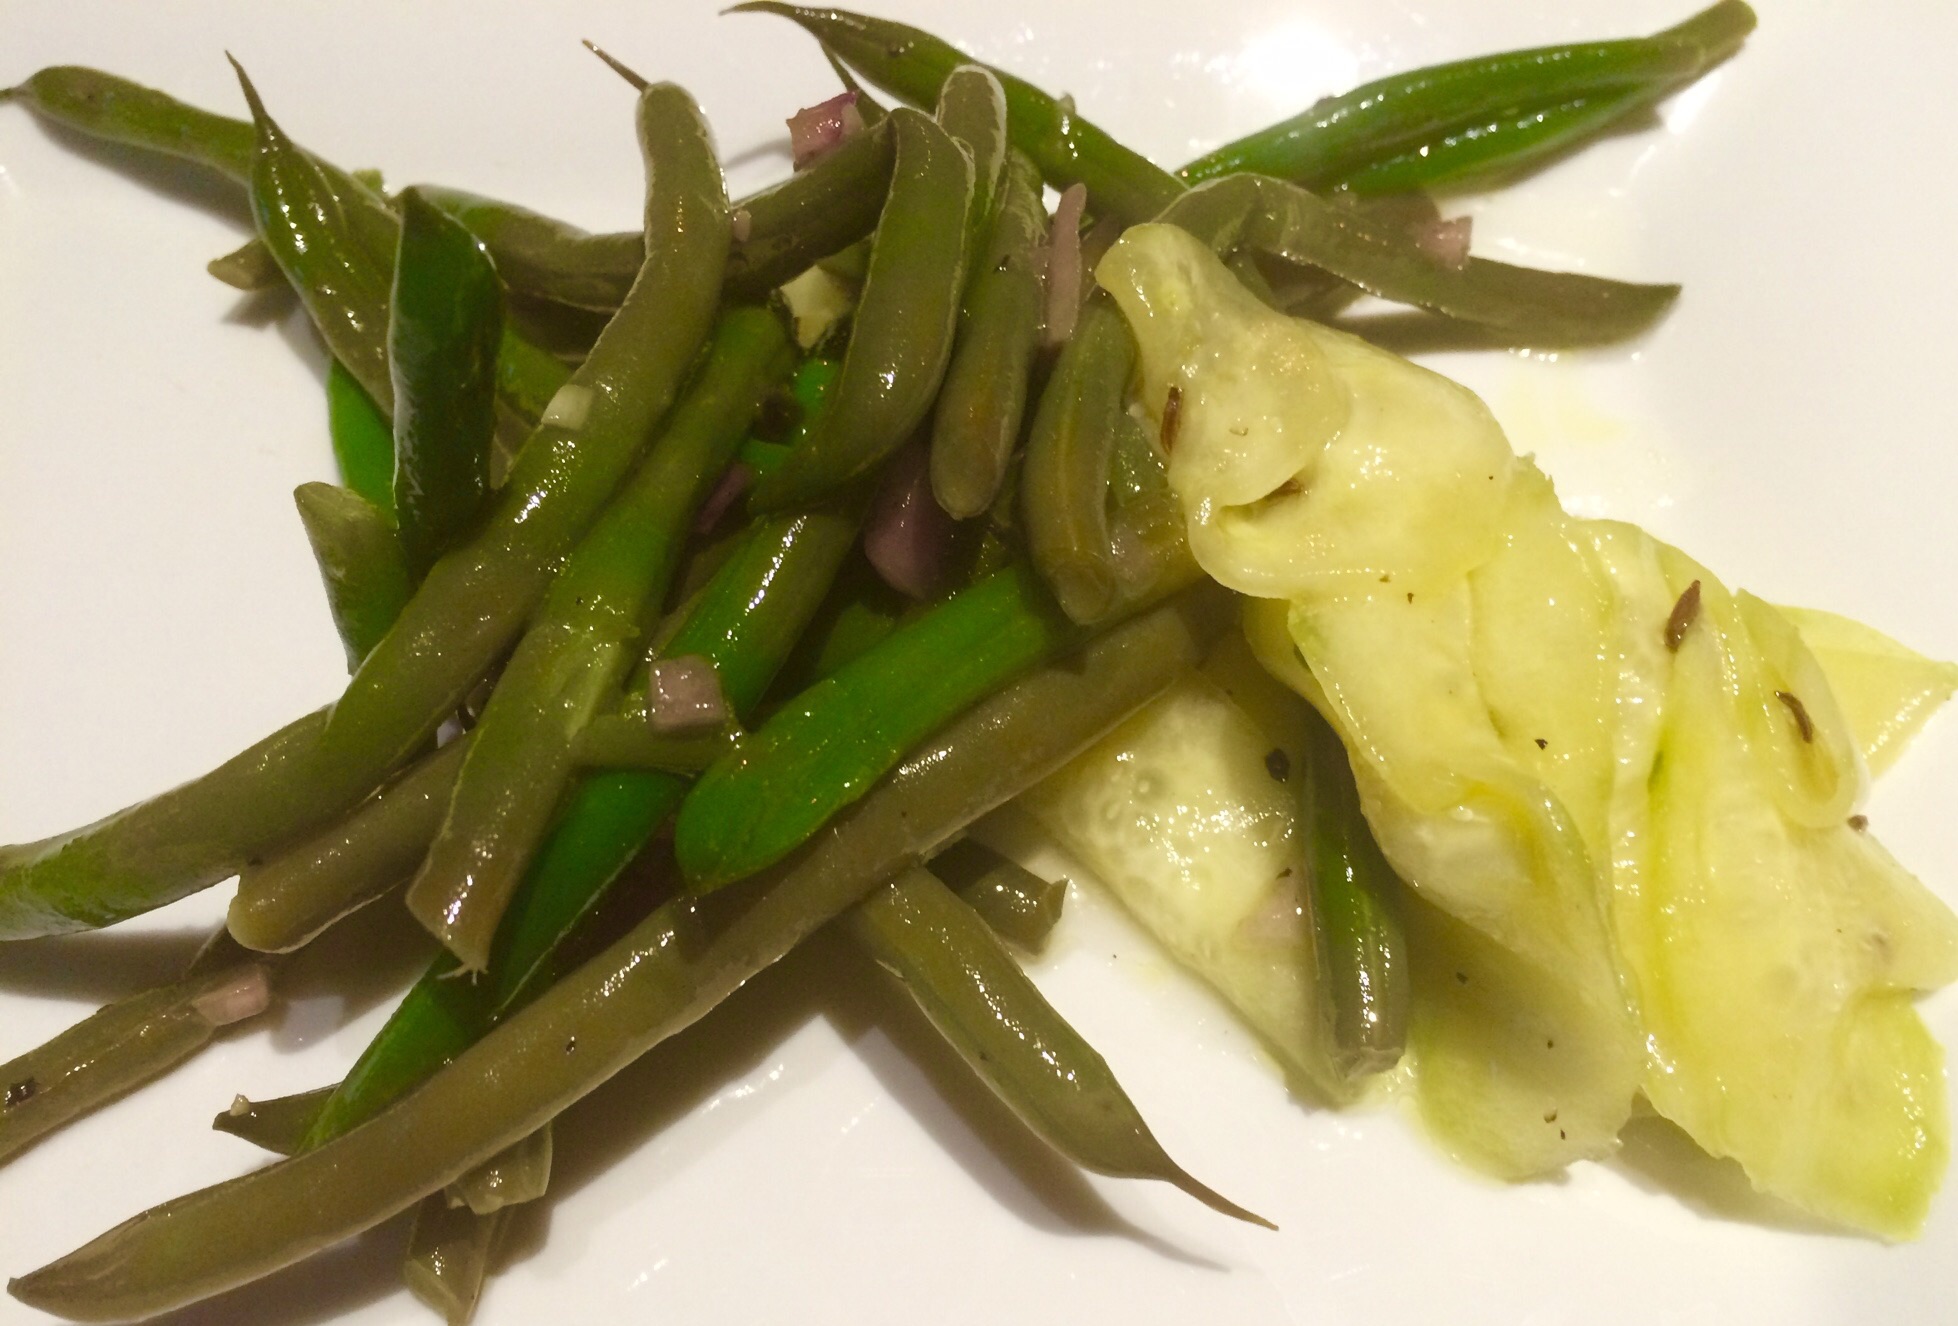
top-left (0, 5), bottom-right (1751, 1319)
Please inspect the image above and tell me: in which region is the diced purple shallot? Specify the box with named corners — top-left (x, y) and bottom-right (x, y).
top-left (693, 462), bottom-right (754, 536)
top-left (1414, 215), bottom-right (1472, 270)
top-left (1042, 182), bottom-right (1089, 348)
top-left (647, 655), bottom-right (729, 734)
top-left (788, 91), bottom-right (865, 170)
top-left (865, 440), bottom-right (955, 600)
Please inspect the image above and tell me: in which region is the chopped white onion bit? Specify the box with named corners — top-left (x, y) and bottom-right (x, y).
top-left (788, 91), bottom-right (865, 171)
top-left (1415, 215), bottom-right (1473, 270)
top-left (541, 382), bottom-right (594, 429)
top-left (647, 655), bottom-right (729, 734)
top-left (192, 965), bottom-right (274, 1028)
top-left (865, 439), bottom-right (955, 600)
top-left (1043, 182), bottom-right (1089, 348)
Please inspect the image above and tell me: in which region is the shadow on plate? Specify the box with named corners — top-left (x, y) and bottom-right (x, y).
top-left (495, 923), bottom-right (1227, 1282)
top-left (1605, 1112), bottom-right (1843, 1237)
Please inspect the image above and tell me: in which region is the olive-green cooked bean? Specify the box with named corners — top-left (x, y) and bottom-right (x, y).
top-left (227, 735), bottom-right (473, 954)
top-left (1300, 708), bottom-right (1411, 1082)
top-left (210, 1087), bottom-right (334, 1156)
top-left (1021, 297), bottom-right (1138, 626)
top-left (291, 483), bottom-right (413, 671)
top-left (929, 150), bottom-right (1047, 520)
top-left (846, 865), bottom-right (1264, 1223)
top-left (926, 836), bottom-right (1066, 951)
top-left (0, 932), bottom-right (273, 1166)
top-left (933, 65), bottom-right (1008, 261)
top-left (747, 108), bottom-right (973, 509)
top-left (1156, 174), bottom-right (1677, 343)
top-left (403, 1198), bottom-right (503, 1326)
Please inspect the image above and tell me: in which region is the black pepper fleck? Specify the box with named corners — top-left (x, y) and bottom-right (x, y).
top-left (1534, 737), bottom-right (1548, 750)
top-left (4, 1078), bottom-right (38, 1109)
top-left (1455, 971), bottom-right (1469, 985)
top-left (565, 1037), bottom-right (578, 1055)
top-left (1264, 747), bottom-right (1291, 782)
top-left (1775, 689), bottom-right (1815, 743)
top-left (1663, 580), bottom-right (1702, 653)
top-left (1160, 384), bottom-right (1183, 453)
top-left (1849, 814), bottom-right (1870, 832)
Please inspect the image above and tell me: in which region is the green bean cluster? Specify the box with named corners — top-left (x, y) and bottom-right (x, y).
top-left (0, 5), bottom-right (1750, 1320)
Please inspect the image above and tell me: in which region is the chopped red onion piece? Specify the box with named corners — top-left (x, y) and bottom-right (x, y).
top-left (1415, 215), bottom-right (1472, 270)
top-left (192, 965), bottom-right (273, 1027)
top-left (1043, 182), bottom-right (1089, 348)
top-left (693, 461), bottom-right (754, 536)
top-left (865, 439), bottom-right (956, 600)
top-left (788, 91), bottom-right (865, 171)
top-left (1235, 878), bottom-right (1306, 946)
top-left (647, 655), bottom-right (729, 734)
top-left (731, 207), bottom-right (754, 244)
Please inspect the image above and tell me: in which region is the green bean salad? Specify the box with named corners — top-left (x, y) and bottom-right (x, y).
top-left (4, 3), bottom-right (1957, 1324)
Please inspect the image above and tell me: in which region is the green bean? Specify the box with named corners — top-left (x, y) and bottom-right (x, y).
top-left (0, 931), bottom-right (273, 1167)
top-left (227, 736), bottom-right (471, 954)
top-left (9, 587), bottom-right (1229, 1322)
top-left (390, 188), bottom-right (502, 580)
top-left (930, 150), bottom-right (1046, 520)
top-left (674, 562), bottom-right (1079, 892)
top-left (732, 3), bottom-right (1183, 225)
top-left (211, 1086), bottom-right (332, 1156)
top-left (239, 65), bottom-right (569, 434)
top-left (1299, 708), bottom-right (1410, 1082)
top-left (933, 65), bottom-right (1008, 258)
top-left (317, 80), bottom-right (728, 796)
top-left (1021, 298), bottom-right (1137, 625)
top-left (432, 123), bottom-right (900, 309)
top-left (0, 82), bottom-right (723, 944)
top-left (292, 483), bottom-right (413, 672)
top-left (846, 866), bottom-right (1262, 1222)
top-left (445, 1124), bottom-right (553, 1216)
top-left (302, 511), bottom-right (859, 1147)
top-left (406, 306), bottom-right (789, 971)
top-left (772, 553), bottom-right (910, 694)
top-left (403, 1198), bottom-right (503, 1326)
top-left (9, 65), bottom-right (256, 182)
top-left (417, 185), bottom-right (643, 313)
top-left (205, 236), bottom-right (284, 292)
top-left (747, 108), bottom-right (974, 509)
top-left (923, 837), bottom-right (1065, 951)
top-left (1158, 174), bottom-right (1678, 343)
top-left (727, 119), bottom-right (899, 300)
top-left (233, 61), bottom-right (398, 412)
top-left (0, 707), bottom-right (328, 939)
top-left (1335, 90), bottom-right (1653, 196)
top-left (1178, 2), bottom-right (1750, 187)
top-left (324, 361), bottom-right (396, 511)
top-left (572, 720), bottom-right (734, 772)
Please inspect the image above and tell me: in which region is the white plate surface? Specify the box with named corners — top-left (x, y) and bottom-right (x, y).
top-left (3, 3), bottom-right (1956, 1323)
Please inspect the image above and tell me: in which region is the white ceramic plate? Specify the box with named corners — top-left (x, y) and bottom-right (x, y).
top-left (4, 3), bottom-right (1956, 1322)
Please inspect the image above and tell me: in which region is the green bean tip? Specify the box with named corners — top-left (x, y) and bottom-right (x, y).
top-left (581, 40), bottom-right (651, 92)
